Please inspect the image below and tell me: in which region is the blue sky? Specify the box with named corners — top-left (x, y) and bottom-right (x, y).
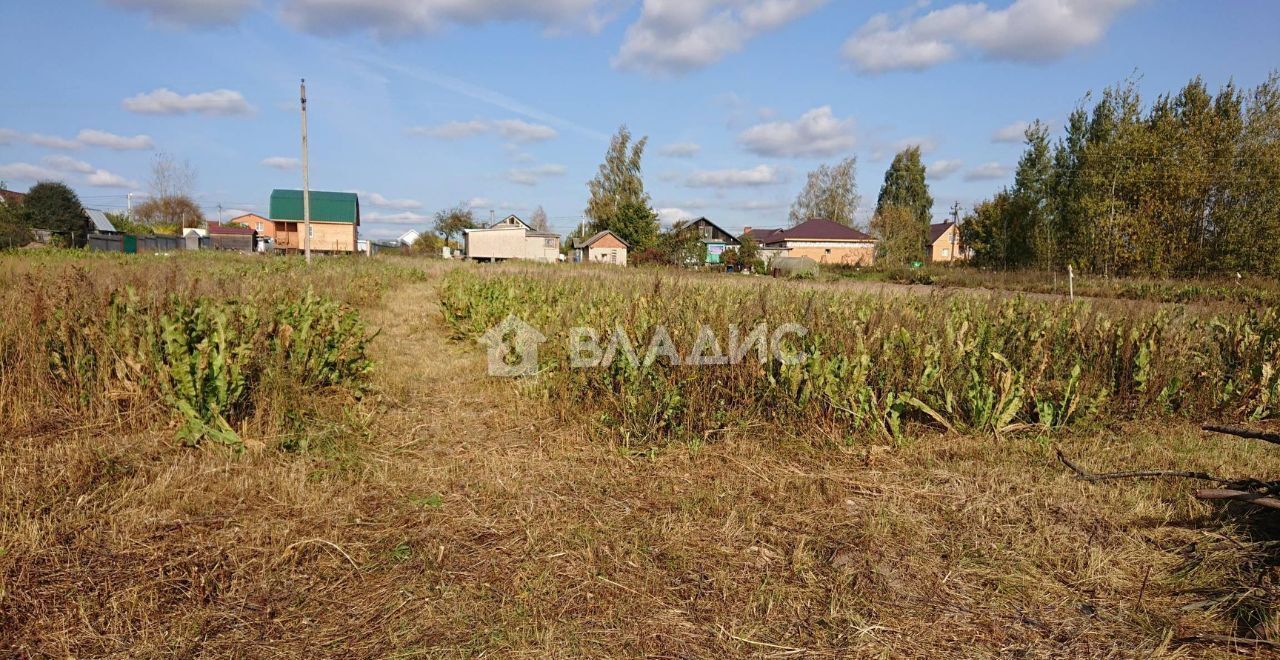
top-left (2, 0), bottom-right (1278, 240)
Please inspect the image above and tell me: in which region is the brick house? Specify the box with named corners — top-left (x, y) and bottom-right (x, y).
top-left (758, 218), bottom-right (877, 266)
top-left (573, 230), bottom-right (629, 266)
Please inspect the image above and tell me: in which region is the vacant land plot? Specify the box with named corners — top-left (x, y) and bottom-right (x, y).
top-left (2, 253), bottom-right (1278, 657)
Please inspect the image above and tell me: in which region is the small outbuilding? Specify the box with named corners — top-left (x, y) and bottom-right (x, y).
top-left (573, 230), bottom-right (629, 266)
top-left (770, 255), bottom-right (820, 279)
top-left (207, 222), bottom-right (256, 252)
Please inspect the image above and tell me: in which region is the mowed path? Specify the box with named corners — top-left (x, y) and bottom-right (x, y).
top-left (3, 270), bottom-right (1268, 657)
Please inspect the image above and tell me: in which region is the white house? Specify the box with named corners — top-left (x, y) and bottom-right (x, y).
top-left (463, 215), bottom-right (560, 263)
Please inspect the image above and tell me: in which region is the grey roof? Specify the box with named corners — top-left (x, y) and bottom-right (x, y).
top-left (85, 208), bottom-right (116, 233)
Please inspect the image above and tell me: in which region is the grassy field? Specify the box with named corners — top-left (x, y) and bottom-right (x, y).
top-left (2, 253), bottom-right (1278, 657)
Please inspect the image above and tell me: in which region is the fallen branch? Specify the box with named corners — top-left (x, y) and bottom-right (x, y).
top-left (1202, 424), bottom-right (1280, 446)
top-left (1056, 449), bottom-right (1221, 483)
top-left (1194, 489), bottom-right (1280, 510)
top-left (1174, 634), bottom-right (1280, 650)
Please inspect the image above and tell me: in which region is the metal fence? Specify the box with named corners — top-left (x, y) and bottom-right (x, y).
top-left (88, 233), bottom-right (186, 254)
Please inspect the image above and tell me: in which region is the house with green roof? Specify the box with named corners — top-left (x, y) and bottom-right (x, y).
top-left (265, 189), bottom-right (360, 253)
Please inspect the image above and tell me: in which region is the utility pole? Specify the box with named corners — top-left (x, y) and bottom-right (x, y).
top-left (217, 203), bottom-right (224, 224)
top-left (301, 78), bottom-right (312, 264)
top-left (950, 201), bottom-right (960, 260)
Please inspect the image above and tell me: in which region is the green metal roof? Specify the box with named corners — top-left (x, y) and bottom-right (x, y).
top-left (270, 189), bottom-right (360, 225)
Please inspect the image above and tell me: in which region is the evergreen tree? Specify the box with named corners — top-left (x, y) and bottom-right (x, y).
top-left (585, 126), bottom-right (659, 250)
top-left (22, 182), bottom-right (89, 244)
top-left (875, 146), bottom-right (933, 227)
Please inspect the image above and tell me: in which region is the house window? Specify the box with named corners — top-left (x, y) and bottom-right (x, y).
top-left (700, 225), bottom-right (711, 238)
top-left (824, 248), bottom-right (832, 254)
top-left (545, 238), bottom-right (556, 248)
top-left (256, 222), bottom-right (263, 232)
top-left (942, 248), bottom-right (951, 258)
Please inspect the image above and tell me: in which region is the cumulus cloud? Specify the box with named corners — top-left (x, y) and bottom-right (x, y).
top-left (42, 155), bottom-right (96, 174)
top-left (929, 159), bottom-right (964, 179)
top-left (659, 142), bottom-right (701, 158)
top-left (843, 0), bottom-right (1139, 73)
top-left (87, 169), bottom-right (141, 189)
top-left (506, 164), bottom-right (567, 185)
top-left (729, 199), bottom-right (786, 211)
top-left (738, 106), bottom-right (856, 158)
top-left (657, 207), bottom-right (696, 226)
top-left (76, 129), bottom-right (155, 150)
top-left (686, 165), bottom-right (785, 188)
top-left (0, 128), bottom-right (154, 150)
top-left (261, 156), bottom-right (300, 170)
top-left (992, 120), bottom-right (1034, 143)
top-left (365, 192), bottom-right (423, 210)
top-left (105, 0), bottom-right (256, 27)
top-left (408, 118), bottom-right (558, 143)
top-left (123, 88), bottom-right (254, 116)
top-left (964, 161), bottom-right (1011, 181)
top-left (615, 0), bottom-right (829, 75)
top-left (281, 0), bottom-right (612, 38)
top-left (0, 162), bottom-right (64, 183)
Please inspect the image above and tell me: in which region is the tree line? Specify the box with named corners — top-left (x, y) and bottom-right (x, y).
top-left (964, 73), bottom-right (1280, 277)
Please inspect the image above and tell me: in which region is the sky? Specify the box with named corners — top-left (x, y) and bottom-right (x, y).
top-left (1, 1), bottom-right (1278, 241)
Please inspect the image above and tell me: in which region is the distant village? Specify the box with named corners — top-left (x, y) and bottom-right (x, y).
top-left (0, 182), bottom-right (965, 273)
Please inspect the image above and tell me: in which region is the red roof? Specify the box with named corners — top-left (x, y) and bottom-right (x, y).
top-left (764, 219), bottom-right (873, 244)
top-left (0, 189), bottom-right (26, 205)
top-left (207, 221), bottom-right (256, 236)
top-left (740, 227), bottom-right (784, 243)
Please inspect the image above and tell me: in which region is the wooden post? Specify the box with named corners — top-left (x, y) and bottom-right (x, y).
top-left (301, 78), bottom-right (311, 265)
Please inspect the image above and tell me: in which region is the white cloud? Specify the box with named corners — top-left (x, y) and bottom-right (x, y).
top-left (282, 0), bottom-right (613, 38)
top-left (992, 120), bottom-right (1032, 143)
top-left (467, 197), bottom-right (494, 209)
top-left (365, 192), bottom-right (423, 210)
top-left (843, 0), bottom-right (1139, 73)
top-left (105, 0), bottom-right (256, 27)
top-left (42, 155), bottom-right (95, 174)
top-left (0, 162), bottom-right (65, 183)
top-left (659, 142), bottom-right (701, 158)
top-left (261, 156), bottom-right (300, 170)
top-left (729, 199), bottom-right (785, 211)
top-left (506, 164), bottom-right (567, 185)
top-left (738, 106), bottom-right (856, 158)
top-left (492, 119), bottom-right (558, 143)
top-left (686, 164), bottom-right (785, 188)
top-left (87, 169), bottom-right (140, 189)
top-left (0, 128), bottom-right (154, 151)
top-left (964, 161), bottom-right (1011, 181)
top-left (929, 159), bottom-right (964, 179)
top-left (123, 88), bottom-right (254, 116)
top-left (25, 133), bottom-right (81, 150)
top-left (615, 0), bottom-right (829, 75)
top-left (408, 118), bottom-right (558, 143)
top-left (76, 129), bottom-right (154, 150)
top-left (657, 207), bottom-right (695, 226)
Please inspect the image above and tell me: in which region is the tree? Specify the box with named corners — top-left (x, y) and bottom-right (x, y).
top-left (132, 196), bottom-right (202, 232)
top-left (1012, 120), bottom-right (1055, 270)
top-left (0, 199), bottom-right (32, 248)
top-left (411, 232), bottom-right (446, 256)
top-left (585, 125), bottom-right (660, 249)
top-left (736, 234), bottom-right (765, 272)
top-left (23, 182), bottom-right (89, 244)
top-left (433, 204), bottom-right (477, 244)
top-left (872, 204), bottom-right (927, 266)
top-left (790, 157), bottom-right (860, 227)
top-left (875, 146), bottom-right (933, 230)
top-left (653, 220), bottom-right (705, 266)
top-left (529, 205), bottom-right (550, 232)
top-left (136, 153), bottom-right (202, 229)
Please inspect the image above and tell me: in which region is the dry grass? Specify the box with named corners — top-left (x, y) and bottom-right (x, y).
top-left (2, 258), bottom-right (1278, 657)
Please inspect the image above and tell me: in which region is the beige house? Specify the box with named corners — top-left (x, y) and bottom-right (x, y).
top-left (927, 221), bottom-right (962, 262)
top-left (758, 218), bottom-right (877, 266)
top-left (267, 190), bottom-right (360, 254)
top-left (573, 230), bottom-right (629, 266)
top-left (463, 215), bottom-right (560, 263)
